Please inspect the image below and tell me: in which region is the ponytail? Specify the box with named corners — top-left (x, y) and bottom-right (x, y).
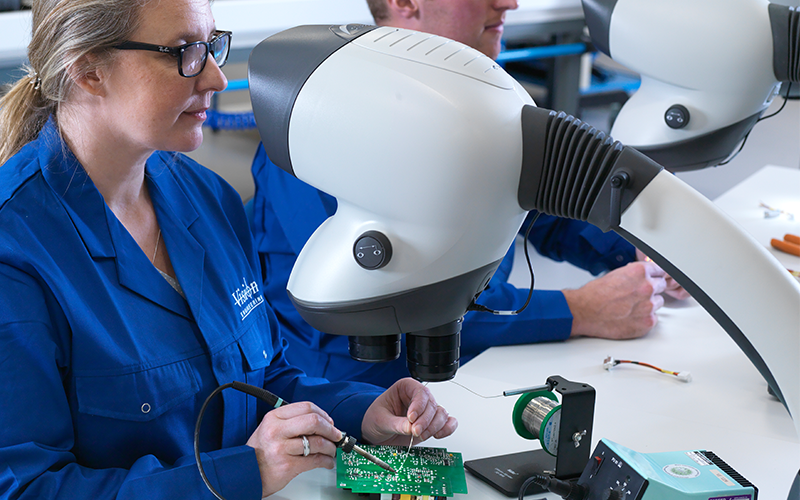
top-left (0, 67), bottom-right (55, 165)
top-left (0, 0), bottom-right (144, 167)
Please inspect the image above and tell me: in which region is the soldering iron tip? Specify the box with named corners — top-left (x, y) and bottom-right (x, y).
top-left (353, 444), bottom-right (397, 474)
top-left (374, 457), bottom-right (396, 474)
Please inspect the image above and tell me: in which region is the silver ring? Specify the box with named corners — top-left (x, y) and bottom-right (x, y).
top-left (302, 435), bottom-right (310, 457)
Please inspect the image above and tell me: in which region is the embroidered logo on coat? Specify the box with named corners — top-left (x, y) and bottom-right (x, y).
top-left (231, 277), bottom-right (264, 321)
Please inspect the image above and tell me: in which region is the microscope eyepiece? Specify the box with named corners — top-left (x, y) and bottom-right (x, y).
top-left (405, 319), bottom-right (462, 382)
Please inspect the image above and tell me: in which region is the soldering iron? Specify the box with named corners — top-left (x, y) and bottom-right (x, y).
top-left (194, 381), bottom-right (396, 500)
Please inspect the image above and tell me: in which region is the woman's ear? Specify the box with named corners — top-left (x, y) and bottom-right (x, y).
top-left (67, 53), bottom-right (107, 97)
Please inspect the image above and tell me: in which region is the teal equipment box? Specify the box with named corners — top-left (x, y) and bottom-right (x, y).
top-left (578, 439), bottom-right (757, 499)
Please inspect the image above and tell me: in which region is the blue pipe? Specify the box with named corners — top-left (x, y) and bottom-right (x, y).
top-left (221, 42), bottom-right (588, 93)
top-left (225, 78), bottom-right (249, 92)
top-left (496, 43), bottom-right (587, 63)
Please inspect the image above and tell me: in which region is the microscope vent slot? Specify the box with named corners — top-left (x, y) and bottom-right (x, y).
top-left (769, 4), bottom-right (800, 82)
top-left (537, 110), bottom-right (623, 221)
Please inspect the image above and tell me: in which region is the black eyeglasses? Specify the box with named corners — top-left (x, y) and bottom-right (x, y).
top-left (115, 30), bottom-right (232, 78)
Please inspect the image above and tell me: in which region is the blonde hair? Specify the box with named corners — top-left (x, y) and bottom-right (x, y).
top-left (0, 0), bottom-right (145, 165)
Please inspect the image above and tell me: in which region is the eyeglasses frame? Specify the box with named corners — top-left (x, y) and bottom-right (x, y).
top-left (114, 30), bottom-right (232, 78)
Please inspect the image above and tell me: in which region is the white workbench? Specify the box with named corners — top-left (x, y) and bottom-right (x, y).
top-left (272, 165), bottom-right (800, 500)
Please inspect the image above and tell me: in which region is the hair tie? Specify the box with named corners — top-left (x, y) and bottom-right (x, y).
top-left (29, 71), bottom-right (41, 90)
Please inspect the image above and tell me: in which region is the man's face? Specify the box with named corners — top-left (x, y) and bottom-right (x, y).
top-left (418, 0), bottom-right (519, 60)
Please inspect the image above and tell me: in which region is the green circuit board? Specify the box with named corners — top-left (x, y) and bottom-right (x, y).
top-left (336, 444), bottom-right (468, 497)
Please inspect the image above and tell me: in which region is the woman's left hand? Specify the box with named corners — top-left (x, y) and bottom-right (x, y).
top-left (360, 378), bottom-right (458, 447)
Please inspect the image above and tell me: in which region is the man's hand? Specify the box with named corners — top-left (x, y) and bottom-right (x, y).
top-left (564, 260), bottom-right (669, 339)
top-left (635, 248), bottom-right (691, 300)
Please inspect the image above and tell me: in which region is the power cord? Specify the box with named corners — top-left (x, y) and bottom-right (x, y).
top-left (194, 381), bottom-right (287, 500)
top-left (719, 81), bottom-right (793, 166)
top-left (468, 211), bottom-right (541, 316)
top-left (518, 473), bottom-right (586, 500)
top-left (194, 381), bottom-right (366, 499)
top-left (758, 81), bottom-right (793, 121)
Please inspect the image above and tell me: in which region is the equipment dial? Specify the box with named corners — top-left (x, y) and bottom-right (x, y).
top-left (665, 104), bottom-right (690, 129)
top-left (602, 490), bottom-right (623, 500)
top-left (354, 231), bottom-right (393, 270)
top-left (601, 475), bottom-right (633, 500)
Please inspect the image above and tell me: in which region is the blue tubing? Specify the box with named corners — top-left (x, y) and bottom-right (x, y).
top-left (220, 43), bottom-right (588, 94)
top-left (496, 43), bottom-right (587, 63)
top-left (207, 42), bottom-right (596, 130)
top-left (204, 109), bottom-right (256, 131)
top-left (225, 79), bottom-right (249, 92)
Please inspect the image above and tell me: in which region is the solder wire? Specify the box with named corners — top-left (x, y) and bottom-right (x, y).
top-left (396, 382), bottom-right (432, 472)
top-left (447, 379), bottom-right (503, 399)
top-left (396, 433), bottom-right (414, 472)
top-left (520, 396), bottom-right (560, 455)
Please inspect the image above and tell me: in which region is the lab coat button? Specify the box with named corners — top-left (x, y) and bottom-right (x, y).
top-left (262, 350), bottom-right (267, 358)
top-left (141, 403), bottom-right (151, 414)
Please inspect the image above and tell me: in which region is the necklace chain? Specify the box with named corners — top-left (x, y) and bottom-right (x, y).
top-left (152, 229), bottom-right (161, 263)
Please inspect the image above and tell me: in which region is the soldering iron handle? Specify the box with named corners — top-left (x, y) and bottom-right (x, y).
top-left (335, 432), bottom-right (357, 452)
top-left (231, 380), bottom-right (286, 408)
top-left (228, 382), bottom-right (360, 451)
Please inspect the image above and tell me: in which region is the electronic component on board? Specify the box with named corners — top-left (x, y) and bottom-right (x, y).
top-left (336, 444), bottom-right (468, 498)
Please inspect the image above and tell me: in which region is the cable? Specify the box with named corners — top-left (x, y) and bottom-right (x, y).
top-left (758, 82), bottom-right (793, 121)
top-left (716, 131), bottom-right (751, 166)
top-left (194, 383), bottom-right (233, 500)
top-left (194, 381), bottom-right (289, 500)
top-left (518, 473), bottom-right (586, 500)
top-left (718, 82), bottom-right (793, 167)
top-left (194, 382), bottom-right (390, 499)
top-left (603, 355), bottom-right (692, 382)
top-left (518, 475), bottom-right (540, 500)
top-left (468, 211), bottom-right (541, 316)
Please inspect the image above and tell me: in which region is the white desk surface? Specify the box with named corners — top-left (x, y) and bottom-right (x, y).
top-left (277, 165), bottom-right (800, 499)
top-left (0, 0), bottom-right (583, 69)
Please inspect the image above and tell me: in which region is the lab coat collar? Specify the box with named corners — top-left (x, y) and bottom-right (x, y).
top-left (38, 119), bottom-right (116, 259)
top-left (38, 119), bottom-right (197, 320)
top-left (145, 153), bottom-right (204, 319)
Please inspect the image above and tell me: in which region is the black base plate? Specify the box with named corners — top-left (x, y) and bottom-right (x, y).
top-left (464, 449), bottom-right (556, 497)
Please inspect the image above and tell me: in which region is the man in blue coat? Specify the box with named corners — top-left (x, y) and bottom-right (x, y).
top-left (249, 0), bottom-right (687, 388)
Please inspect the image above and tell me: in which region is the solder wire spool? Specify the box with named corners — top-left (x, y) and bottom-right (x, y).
top-left (511, 390), bottom-right (561, 456)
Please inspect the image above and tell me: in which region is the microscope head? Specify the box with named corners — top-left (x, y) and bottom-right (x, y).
top-left (249, 25), bottom-right (533, 380)
top-left (582, 0), bottom-right (796, 171)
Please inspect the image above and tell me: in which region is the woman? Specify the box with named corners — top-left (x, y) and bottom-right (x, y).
top-left (0, 0), bottom-right (457, 498)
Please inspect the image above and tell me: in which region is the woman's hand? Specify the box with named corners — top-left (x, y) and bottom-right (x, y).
top-left (246, 401), bottom-right (342, 498)
top-left (360, 378), bottom-right (458, 447)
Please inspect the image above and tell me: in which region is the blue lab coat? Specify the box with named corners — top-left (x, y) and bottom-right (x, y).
top-left (251, 145), bottom-right (636, 388)
top-left (0, 121), bottom-right (382, 500)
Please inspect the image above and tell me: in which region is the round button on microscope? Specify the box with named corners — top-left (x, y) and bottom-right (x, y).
top-left (665, 104), bottom-right (690, 129)
top-left (353, 231), bottom-right (392, 270)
